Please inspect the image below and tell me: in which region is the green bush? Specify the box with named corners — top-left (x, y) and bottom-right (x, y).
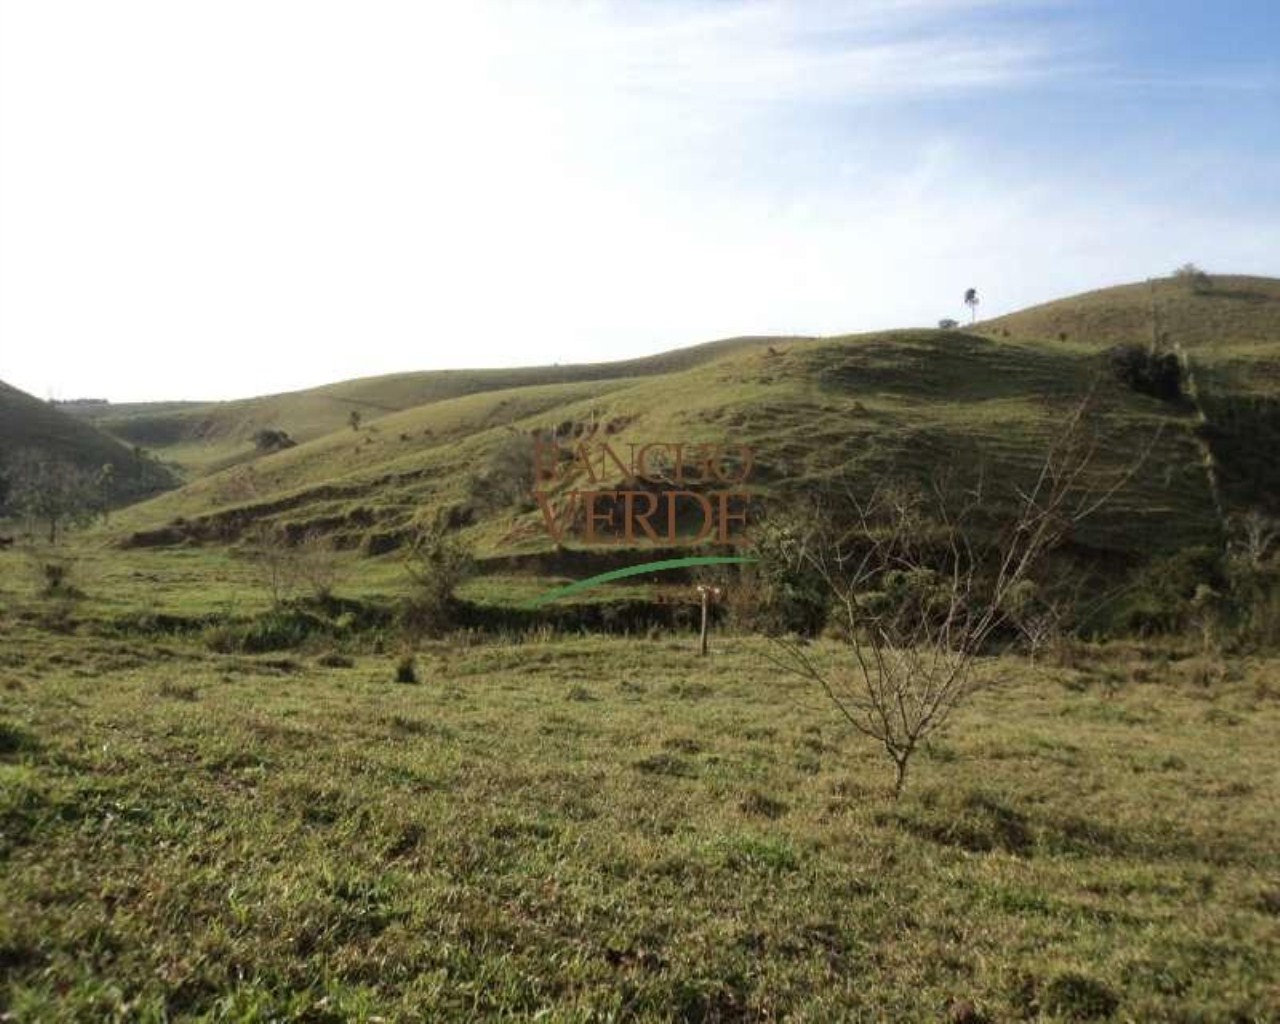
top-left (1107, 344), bottom-right (1184, 402)
top-left (734, 511), bottom-right (829, 636)
top-left (399, 517), bottom-right (476, 640)
top-left (1111, 547), bottom-right (1225, 636)
top-left (202, 606), bottom-right (335, 653)
top-left (238, 609), bottom-right (330, 652)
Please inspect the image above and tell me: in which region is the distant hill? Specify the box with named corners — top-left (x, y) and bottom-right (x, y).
top-left (67, 336), bottom-right (798, 477)
top-left (0, 380), bottom-right (176, 505)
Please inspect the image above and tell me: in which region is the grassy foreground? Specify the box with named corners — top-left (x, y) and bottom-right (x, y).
top-left (2, 620), bottom-right (1277, 1021)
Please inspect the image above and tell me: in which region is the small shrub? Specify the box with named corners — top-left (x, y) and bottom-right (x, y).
top-left (293, 530), bottom-right (344, 600)
top-left (41, 561), bottom-right (69, 594)
top-left (239, 608), bottom-right (328, 652)
top-left (1173, 262), bottom-right (1212, 293)
top-left (400, 517), bottom-right (476, 640)
top-left (242, 522), bottom-right (298, 606)
top-left (25, 550), bottom-right (83, 599)
top-left (39, 560), bottom-right (81, 598)
top-left (733, 510), bottom-right (829, 636)
top-left (395, 654), bottom-right (418, 684)
top-left (467, 431), bottom-right (537, 513)
top-left (201, 607), bottom-right (333, 653)
top-left (252, 429), bottom-right (296, 453)
top-left (1112, 547), bottom-right (1226, 636)
top-left (202, 622), bottom-right (239, 653)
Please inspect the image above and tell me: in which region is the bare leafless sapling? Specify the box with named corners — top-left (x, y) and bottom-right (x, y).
top-left (294, 529), bottom-right (344, 601)
top-left (243, 522), bottom-right (298, 606)
top-left (762, 391), bottom-right (1154, 796)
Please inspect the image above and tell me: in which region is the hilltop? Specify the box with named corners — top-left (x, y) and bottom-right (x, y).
top-left (982, 274), bottom-right (1280, 361)
top-left (982, 273), bottom-right (1280, 516)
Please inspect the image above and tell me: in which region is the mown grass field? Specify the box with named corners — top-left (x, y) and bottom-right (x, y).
top-left (2, 590), bottom-right (1279, 1021)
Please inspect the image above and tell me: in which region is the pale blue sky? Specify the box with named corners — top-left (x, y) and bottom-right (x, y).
top-left (1, 0), bottom-right (1277, 401)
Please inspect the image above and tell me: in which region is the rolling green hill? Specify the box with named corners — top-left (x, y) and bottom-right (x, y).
top-left (72, 272), bottom-right (1274, 616)
top-left (0, 380), bottom-right (176, 506)
top-left (981, 274), bottom-right (1280, 358)
top-left (107, 334), bottom-right (1218, 562)
top-left (982, 273), bottom-right (1280, 517)
top-left (68, 336), bottom-right (800, 477)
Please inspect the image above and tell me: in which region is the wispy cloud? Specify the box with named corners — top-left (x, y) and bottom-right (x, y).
top-left (491, 0), bottom-right (1072, 104)
top-left (1085, 69), bottom-right (1280, 93)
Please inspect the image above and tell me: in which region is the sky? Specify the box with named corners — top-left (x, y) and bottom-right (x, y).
top-left (1, 0), bottom-right (1277, 403)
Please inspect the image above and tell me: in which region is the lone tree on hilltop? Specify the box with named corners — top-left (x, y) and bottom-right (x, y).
top-left (1173, 263), bottom-right (1212, 294)
top-left (964, 287), bottom-right (980, 323)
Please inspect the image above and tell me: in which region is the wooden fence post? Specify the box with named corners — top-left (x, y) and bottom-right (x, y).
top-left (696, 584), bottom-right (723, 657)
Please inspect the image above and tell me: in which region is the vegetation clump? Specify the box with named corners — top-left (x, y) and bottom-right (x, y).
top-left (399, 515), bottom-right (476, 640)
top-left (252, 428), bottom-right (296, 453)
top-left (394, 652), bottom-right (418, 683)
top-left (243, 523), bottom-right (345, 605)
top-left (1107, 344), bottom-right (1184, 402)
top-left (1, 451), bottom-right (103, 543)
top-left (1173, 262), bottom-right (1213, 293)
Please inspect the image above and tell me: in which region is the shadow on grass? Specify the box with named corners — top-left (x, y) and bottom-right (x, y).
top-left (885, 787), bottom-right (1249, 865)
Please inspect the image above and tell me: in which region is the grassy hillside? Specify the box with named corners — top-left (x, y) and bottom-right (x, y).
top-left (0, 380), bottom-right (175, 504)
top-left (982, 274), bottom-right (1280, 354)
top-left (109, 327), bottom-right (1222, 568)
top-left (10, 272), bottom-right (1255, 629)
top-left (983, 273), bottom-right (1280, 516)
top-left (68, 336), bottom-right (801, 477)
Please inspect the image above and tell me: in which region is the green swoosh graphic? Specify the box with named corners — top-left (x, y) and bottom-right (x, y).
top-left (525, 555), bottom-right (758, 608)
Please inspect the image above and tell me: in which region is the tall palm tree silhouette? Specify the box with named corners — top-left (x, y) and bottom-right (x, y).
top-left (964, 287), bottom-right (979, 323)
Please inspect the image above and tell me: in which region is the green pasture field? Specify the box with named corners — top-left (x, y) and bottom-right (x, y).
top-left (1, 582), bottom-right (1277, 1020)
